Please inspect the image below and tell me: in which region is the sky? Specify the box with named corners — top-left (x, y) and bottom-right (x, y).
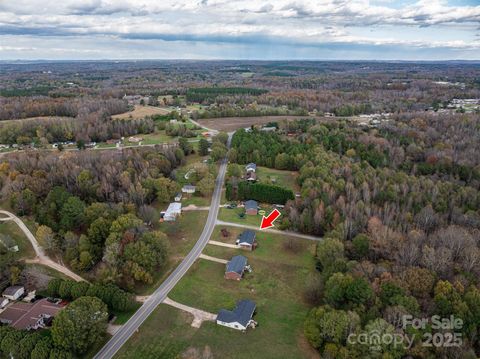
top-left (0, 0), bottom-right (479, 60)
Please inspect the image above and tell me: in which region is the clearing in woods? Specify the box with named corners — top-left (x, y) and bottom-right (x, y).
top-left (196, 115), bottom-right (317, 131)
top-left (112, 105), bottom-right (172, 120)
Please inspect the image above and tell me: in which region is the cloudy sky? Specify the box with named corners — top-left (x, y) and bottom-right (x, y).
top-left (0, 0), bottom-right (479, 60)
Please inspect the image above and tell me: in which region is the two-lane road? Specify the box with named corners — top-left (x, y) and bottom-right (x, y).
top-left (94, 135), bottom-right (232, 359)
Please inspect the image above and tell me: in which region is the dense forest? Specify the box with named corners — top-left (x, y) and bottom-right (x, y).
top-left (0, 146), bottom-right (183, 289)
top-left (228, 114), bottom-right (480, 358)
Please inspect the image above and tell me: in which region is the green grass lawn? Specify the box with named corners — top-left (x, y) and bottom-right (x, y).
top-left (134, 210), bottom-right (209, 295)
top-left (182, 195), bottom-right (211, 207)
top-left (117, 226), bottom-right (317, 359)
top-left (0, 220), bottom-right (35, 259)
top-left (138, 131), bottom-right (175, 145)
top-left (256, 166), bottom-right (299, 192)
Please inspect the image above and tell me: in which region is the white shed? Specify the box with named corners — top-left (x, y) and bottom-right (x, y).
top-left (2, 286), bottom-right (25, 301)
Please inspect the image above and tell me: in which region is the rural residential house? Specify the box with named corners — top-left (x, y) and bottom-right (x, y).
top-left (244, 200), bottom-right (258, 215)
top-left (2, 286), bottom-right (24, 301)
top-left (182, 184), bottom-right (196, 194)
top-left (245, 163), bottom-right (257, 173)
top-left (236, 230), bottom-right (257, 251)
top-left (216, 299), bottom-right (257, 331)
top-left (164, 202), bottom-right (182, 221)
top-left (0, 298), bottom-right (63, 330)
top-left (225, 255), bottom-right (249, 281)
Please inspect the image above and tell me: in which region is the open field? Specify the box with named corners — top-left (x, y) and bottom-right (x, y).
top-left (116, 225), bottom-right (317, 359)
top-left (112, 105), bottom-right (171, 120)
top-left (197, 115), bottom-right (316, 132)
top-left (0, 220), bottom-right (35, 259)
top-left (218, 207), bottom-right (263, 227)
top-left (256, 166), bottom-right (299, 192)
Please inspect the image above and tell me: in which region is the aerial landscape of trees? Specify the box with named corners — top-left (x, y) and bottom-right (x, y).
top-left (0, 60), bottom-right (479, 358)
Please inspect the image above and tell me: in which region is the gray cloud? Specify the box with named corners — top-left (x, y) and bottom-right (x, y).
top-left (0, 0), bottom-right (478, 60)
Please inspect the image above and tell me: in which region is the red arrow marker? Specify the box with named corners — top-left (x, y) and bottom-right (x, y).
top-left (260, 209), bottom-right (281, 230)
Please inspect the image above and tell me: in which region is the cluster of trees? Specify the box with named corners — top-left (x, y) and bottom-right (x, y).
top-left (196, 104), bottom-right (308, 119)
top-left (0, 116), bottom-right (154, 145)
top-left (303, 219), bottom-right (480, 358)
top-left (226, 181), bottom-right (294, 204)
top-left (229, 116), bottom-right (480, 357)
top-left (229, 127), bottom-right (308, 170)
top-left (1, 147), bottom-right (182, 288)
top-left (165, 122), bottom-right (197, 138)
top-left (230, 118), bottom-right (480, 358)
top-left (186, 87), bottom-right (267, 103)
top-left (0, 97), bottom-right (127, 122)
top-left (0, 296), bottom-right (108, 358)
top-left (46, 279), bottom-right (135, 312)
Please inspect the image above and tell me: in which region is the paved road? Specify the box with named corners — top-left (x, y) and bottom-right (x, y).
top-left (0, 210), bottom-right (85, 282)
top-left (94, 134), bottom-right (232, 359)
top-left (216, 220), bottom-right (323, 241)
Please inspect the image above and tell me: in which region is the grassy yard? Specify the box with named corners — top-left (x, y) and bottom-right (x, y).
top-left (0, 220), bottom-right (35, 259)
top-left (134, 210), bottom-right (209, 295)
top-left (137, 131), bottom-right (174, 145)
top-left (256, 166), bottom-right (299, 192)
top-left (117, 226), bottom-right (317, 359)
top-left (217, 207), bottom-right (262, 227)
top-left (182, 195), bottom-right (211, 207)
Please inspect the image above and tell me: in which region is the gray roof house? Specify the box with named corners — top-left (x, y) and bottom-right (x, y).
top-left (236, 230), bottom-right (257, 250)
top-left (225, 255), bottom-right (248, 280)
top-left (245, 163), bottom-right (257, 172)
top-left (244, 200), bottom-right (258, 215)
top-left (216, 299), bottom-right (257, 331)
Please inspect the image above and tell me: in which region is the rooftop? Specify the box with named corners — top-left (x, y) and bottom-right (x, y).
top-left (2, 286), bottom-right (23, 297)
top-left (217, 299), bottom-right (256, 327)
top-left (226, 255), bottom-right (247, 275)
top-left (166, 202), bottom-right (182, 212)
top-left (244, 200), bottom-right (258, 210)
top-left (0, 298), bottom-right (63, 330)
top-left (238, 230), bottom-right (256, 245)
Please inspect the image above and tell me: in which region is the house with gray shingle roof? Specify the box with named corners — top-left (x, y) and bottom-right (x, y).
top-left (244, 200), bottom-right (258, 215)
top-left (236, 230), bottom-right (257, 251)
top-left (216, 299), bottom-right (257, 331)
top-left (225, 255), bottom-right (248, 281)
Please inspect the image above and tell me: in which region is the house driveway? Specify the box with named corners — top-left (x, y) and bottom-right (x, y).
top-left (163, 297), bottom-right (216, 328)
top-left (208, 240), bottom-right (240, 249)
top-left (216, 220), bottom-right (323, 241)
top-left (199, 254), bottom-right (228, 264)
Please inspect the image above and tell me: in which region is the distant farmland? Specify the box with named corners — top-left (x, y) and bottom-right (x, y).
top-left (112, 105), bottom-right (171, 120)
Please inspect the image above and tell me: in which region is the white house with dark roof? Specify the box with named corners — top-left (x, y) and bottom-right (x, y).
top-left (235, 230), bottom-right (258, 251)
top-left (216, 299), bottom-right (257, 331)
